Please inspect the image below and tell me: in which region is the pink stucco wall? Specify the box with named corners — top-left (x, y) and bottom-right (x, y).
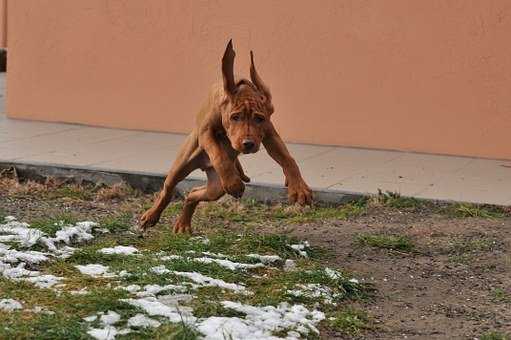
top-left (5, 1), bottom-right (511, 159)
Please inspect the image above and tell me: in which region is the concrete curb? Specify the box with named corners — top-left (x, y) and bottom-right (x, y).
top-left (0, 161), bottom-right (363, 204)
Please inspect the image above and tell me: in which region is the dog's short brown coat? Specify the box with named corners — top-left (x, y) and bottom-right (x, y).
top-left (139, 40), bottom-right (312, 233)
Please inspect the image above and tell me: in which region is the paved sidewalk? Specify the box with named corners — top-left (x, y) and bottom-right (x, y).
top-left (0, 75), bottom-right (510, 205)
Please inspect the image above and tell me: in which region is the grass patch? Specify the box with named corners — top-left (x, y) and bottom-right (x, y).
top-left (444, 203), bottom-right (507, 219)
top-left (99, 212), bottom-right (133, 232)
top-left (491, 288), bottom-right (510, 303)
top-left (480, 331), bottom-right (510, 340)
top-left (29, 213), bottom-right (79, 236)
top-left (47, 185), bottom-right (94, 201)
top-left (270, 199), bottom-right (368, 223)
top-left (327, 307), bottom-right (370, 335)
top-left (450, 236), bottom-right (499, 253)
top-left (244, 266), bottom-right (373, 307)
top-left (192, 198), bottom-right (368, 228)
top-left (356, 233), bottom-right (415, 252)
top-left (376, 190), bottom-right (423, 209)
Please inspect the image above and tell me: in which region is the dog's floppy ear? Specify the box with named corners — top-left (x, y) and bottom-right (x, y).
top-left (250, 51), bottom-right (271, 101)
top-left (222, 39), bottom-right (237, 96)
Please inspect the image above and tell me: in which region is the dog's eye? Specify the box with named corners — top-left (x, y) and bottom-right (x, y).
top-left (254, 115), bottom-right (265, 123)
top-left (231, 114), bottom-right (241, 122)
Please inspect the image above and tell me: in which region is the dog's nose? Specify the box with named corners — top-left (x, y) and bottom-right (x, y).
top-left (242, 139), bottom-right (255, 151)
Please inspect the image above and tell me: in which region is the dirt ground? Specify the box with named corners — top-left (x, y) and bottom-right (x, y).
top-left (0, 177), bottom-right (510, 339)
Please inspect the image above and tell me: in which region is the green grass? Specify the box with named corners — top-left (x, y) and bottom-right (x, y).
top-left (47, 185), bottom-right (95, 201)
top-left (190, 198), bottom-right (368, 228)
top-left (491, 288), bottom-right (510, 303)
top-left (356, 233), bottom-right (415, 252)
top-left (29, 213), bottom-right (79, 236)
top-left (450, 236), bottom-right (499, 253)
top-left (376, 190), bottom-right (423, 209)
top-left (99, 212), bottom-right (133, 232)
top-left (445, 203), bottom-right (507, 219)
top-left (480, 331), bottom-right (510, 340)
top-left (0, 182), bottom-right (376, 339)
top-left (327, 307), bottom-right (370, 335)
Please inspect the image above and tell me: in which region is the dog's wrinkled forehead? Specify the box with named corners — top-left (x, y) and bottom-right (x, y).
top-left (231, 82), bottom-right (271, 114)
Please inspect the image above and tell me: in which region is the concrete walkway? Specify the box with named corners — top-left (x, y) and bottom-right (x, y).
top-left (0, 75), bottom-right (510, 205)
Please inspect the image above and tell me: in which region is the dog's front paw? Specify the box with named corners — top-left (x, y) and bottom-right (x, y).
top-left (287, 179), bottom-right (313, 205)
top-left (223, 177), bottom-right (245, 198)
top-left (173, 219), bottom-right (192, 234)
top-left (138, 209), bottom-right (161, 232)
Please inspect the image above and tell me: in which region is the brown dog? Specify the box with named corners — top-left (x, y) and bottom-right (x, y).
top-left (139, 40), bottom-right (312, 233)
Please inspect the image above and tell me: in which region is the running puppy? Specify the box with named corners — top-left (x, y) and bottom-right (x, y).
top-left (139, 40), bottom-right (312, 233)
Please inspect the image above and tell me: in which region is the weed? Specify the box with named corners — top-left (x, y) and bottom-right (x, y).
top-left (100, 212), bottom-right (133, 232)
top-left (376, 190), bottom-right (422, 209)
top-left (491, 288), bottom-right (510, 303)
top-left (480, 331), bottom-right (510, 340)
top-left (445, 203), bottom-right (507, 219)
top-left (356, 233), bottom-right (415, 252)
top-left (327, 307), bottom-right (370, 335)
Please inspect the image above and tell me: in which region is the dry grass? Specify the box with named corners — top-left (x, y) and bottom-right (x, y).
top-left (95, 182), bottom-right (133, 201)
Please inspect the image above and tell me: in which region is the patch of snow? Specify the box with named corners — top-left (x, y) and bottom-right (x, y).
top-left (0, 248), bottom-right (49, 264)
top-left (0, 221), bottom-right (45, 248)
top-left (196, 301), bottom-right (325, 340)
top-left (201, 251), bottom-right (228, 259)
top-left (171, 271), bottom-right (248, 294)
top-left (84, 315), bottom-right (98, 322)
top-left (22, 274), bottom-right (64, 288)
top-left (0, 298), bottom-right (22, 311)
top-left (283, 259), bottom-right (296, 272)
top-left (246, 254), bottom-right (282, 264)
top-left (349, 278), bottom-right (359, 284)
top-left (194, 257), bottom-right (264, 271)
top-left (121, 297), bottom-right (196, 324)
top-left (324, 267), bottom-right (343, 280)
top-left (118, 270), bottom-right (131, 277)
top-left (289, 241), bottom-right (310, 257)
top-left (87, 326), bottom-right (118, 340)
top-left (98, 246), bottom-right (139, 256)
top-left (122, 284), bottom-right (141, 293)
top-left (100, 311), bottom-right (121, 325)
top-left (159, 254), bottom-right (183, 261)
top-left (190, 236), bottom-right (210, 245)
top-left (135, 284), bottom-right (189, 297)
top-left (151, 265), bottom-right (171, 275)
top-left (5, 216), bottom-right (17, 222)
top-left (287, 284), bottom-right (338, 304)
top-left (75, 264), bottom-right (115, 278)
top-left (127, 314), bottom-right (161, 328)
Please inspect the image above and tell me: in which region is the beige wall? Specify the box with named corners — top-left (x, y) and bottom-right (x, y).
top-left (5, 0), bottom-right (511, 160)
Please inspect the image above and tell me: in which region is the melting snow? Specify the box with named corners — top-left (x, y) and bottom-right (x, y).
top-left (98, 246), bottom-right (139, 256)
top-left (0, 218), bottom-right (100, 289)
top-left (289, 241), bottom-right (310, 257)
top-left (100, 311), bottom-right (121, 325)
top-left (87, 326), bottom-right (118, 340)
top-left (0, 298), bottom-right (22, 311)
top-left (127, 314), bottom-right (161, 328)
top-left (75, 264), bottom-right (116, 278)
top-left (197, 301), bottom-right (325, 340)
top-left (287, 284), bottom-right (338, 304)
top-left (171, 270), bottom-right (248, 293)
top-left (246, 253), bottom-right (282, 264)
top-left (121, 297), bottom-right (196, 324)
top-left (194, 257), bottom-right (264, 271)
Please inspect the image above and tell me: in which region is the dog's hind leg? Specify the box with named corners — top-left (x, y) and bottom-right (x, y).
top-left (139, 132), bottom-right (203, 232)
top-left (174, 168), bottom-right (224, 234)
